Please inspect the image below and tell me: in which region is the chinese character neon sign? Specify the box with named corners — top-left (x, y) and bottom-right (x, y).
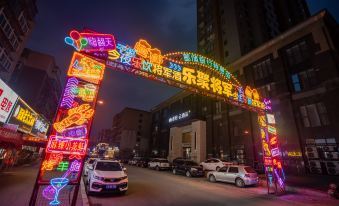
top-left (65, 29), bottom-right (116, 52)
top-left (46, 136), bottom-right (88, 155)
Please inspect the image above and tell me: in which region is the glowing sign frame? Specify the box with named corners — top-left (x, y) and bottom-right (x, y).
top-left (31, 29), bottom-right (286, 206)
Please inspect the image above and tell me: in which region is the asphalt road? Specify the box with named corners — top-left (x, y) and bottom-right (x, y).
top-left (0, 162), bottom-right (39, 206)
top-left (87, 165), bottom-right (338, 206)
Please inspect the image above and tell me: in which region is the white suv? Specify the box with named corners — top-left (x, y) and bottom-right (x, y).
top-left (200, 158), bottom-right (232, 171)
top-left (86, 160), bottom-right (128, 195)
top-left (148, 158), bottom-right (170, 170)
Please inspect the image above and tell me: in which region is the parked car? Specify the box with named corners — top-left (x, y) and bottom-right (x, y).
top-left (128, 157), bottom-right (140, 165)
top-left (172, 159), bottom-right (204, 177)
top-left (148, 158), bottom-right (171, 170)
top-left (171, 157), bottom-right (185, 167)
top-left (86, 160), bottom-right (128, 195)
top-left (84, 158), bottom-right (97, 176)
top-left (200, 158), bottom-right (233, 171)
top-left (136, 157), bottom-right (150, 167)
top-left (206, 165), bottom-right (258, 187)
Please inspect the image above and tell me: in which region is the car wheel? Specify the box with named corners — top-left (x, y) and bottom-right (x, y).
top-left (186, 171), bottom-right (192, 177)
top-left (209, 175), bottom-right (216, 183)
top-left (235, 178), bottom-right (245, 188)
top-left (156, 166), bottom-right (160, 171)
top-left (172, 169), bottom-right (177, 175)
top-left (216, 166), bottom-right (220, 171)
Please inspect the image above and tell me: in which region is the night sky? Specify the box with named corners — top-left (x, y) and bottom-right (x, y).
top-left (26, 0), bottom-right (339, 138)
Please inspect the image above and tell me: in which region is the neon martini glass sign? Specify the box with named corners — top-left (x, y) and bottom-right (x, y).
top-left (49, 178), bottom-right (69, 205)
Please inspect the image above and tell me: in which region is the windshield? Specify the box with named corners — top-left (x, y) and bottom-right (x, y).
top-left (244, 167), bottom-right (256, 173)
top-left (185, 161), bottom-right (198, 166)
top-left (95, 162), bottom-right (122, 171)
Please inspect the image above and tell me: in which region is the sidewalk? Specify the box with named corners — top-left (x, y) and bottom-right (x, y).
top-left (259, 173), bottom-right (339, 197)
top-left (0, 162), bottom-right (86, 206)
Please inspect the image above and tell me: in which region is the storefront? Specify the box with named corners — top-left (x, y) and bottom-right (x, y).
top-left (0, 127), bottom-right (23, 170)
top-left (0, 78), bottom-right (49, 170)
top-left (168, 120), bottom-right (206, 163)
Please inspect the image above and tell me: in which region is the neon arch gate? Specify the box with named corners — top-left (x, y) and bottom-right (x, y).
top-left (30, 30), bottom-right (285, 205)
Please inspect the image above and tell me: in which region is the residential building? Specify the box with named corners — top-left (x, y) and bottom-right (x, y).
top-left (197, 0), bottom-right (310, 64)
top-left (9, 48), bottom-right (62, 121)
top-left (233, 10), bottom-right (339, 175)
top-left (112, 107), bottom-right (152, 158)
top-left (0, 0), bottom-right (37, 82)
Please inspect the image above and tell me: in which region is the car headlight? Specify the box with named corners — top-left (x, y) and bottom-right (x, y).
top-left (191, 168), bottom-right (197, 171)
top-left (94, 175), bottom-right (104, 181)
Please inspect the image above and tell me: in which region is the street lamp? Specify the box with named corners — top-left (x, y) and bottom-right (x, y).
top-left (97, 100), bottom-right (104, 105)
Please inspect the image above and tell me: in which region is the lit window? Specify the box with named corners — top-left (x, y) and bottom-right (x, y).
top-left (292, 74), bottom-right (301, 92)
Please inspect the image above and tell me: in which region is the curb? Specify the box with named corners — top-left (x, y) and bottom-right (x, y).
top-left (258, 177), bottom-right (329, 198)
top-left (80, 178), bottom-right (90, 206)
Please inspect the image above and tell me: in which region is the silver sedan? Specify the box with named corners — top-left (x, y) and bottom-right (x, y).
top-left (206, 165), bottom-right (259, 187)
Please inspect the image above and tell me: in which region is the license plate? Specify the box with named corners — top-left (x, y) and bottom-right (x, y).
top-left (106, 185), bottom-right (116, 189)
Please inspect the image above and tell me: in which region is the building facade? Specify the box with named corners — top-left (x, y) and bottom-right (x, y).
top-left (9, 48), bottom-right (62, 121)
top-left (152, 10), bottom-right (339, 175)
top-left (0, 0), bottom-right (37, 82)
top-left (197, 0), bottom-right (310, 64)
top-left (112, 107), bottom-right (152, 158)
top-left (232, 10), bottom-right (339, 176)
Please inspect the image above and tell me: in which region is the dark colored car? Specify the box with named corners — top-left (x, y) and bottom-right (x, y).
top-left (136, 157), bottom-right (150, 167)
top-left (172, 157), bottom-right (186, 168)
top-left (172, 159), bottom-right (204, 177)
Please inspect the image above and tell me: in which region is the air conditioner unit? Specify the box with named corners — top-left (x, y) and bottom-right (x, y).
top-left (305, 146), bottom-right (319, 158)
top-left (324, 152), bottom-right (339, 159)
top-left (326, 161), bottom-right (339, 168)
top-left (325, 161), bottom-right (339, 175)
top-left (322, 146), bottom-right (337, 152)
top-left (309, 160), bottom-right (321, 168)
top-left (309, 160), bottom-right (322, 174)
top-left (310, 167), bottom-right (322, 174)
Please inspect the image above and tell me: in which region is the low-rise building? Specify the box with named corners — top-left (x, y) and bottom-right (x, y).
top-left (112, 107), bottom-right (151, 159)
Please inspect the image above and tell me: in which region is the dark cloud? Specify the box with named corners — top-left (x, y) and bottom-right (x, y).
top-left (27, 0), bottom-right (196, 137)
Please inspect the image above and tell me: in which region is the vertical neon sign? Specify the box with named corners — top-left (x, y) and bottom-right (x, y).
top-left (30, 51), bottom-right (105, 206)
top-left (258, 112), bottom-right (285, 193)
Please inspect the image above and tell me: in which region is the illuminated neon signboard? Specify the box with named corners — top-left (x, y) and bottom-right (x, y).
top-left (8, 98), bottom-right (37, 134)
top-left (168, 110), bottom-right (191, 123)
top-left (0, 78), bottom-right (18, 123)
top-left (31, 29), bottom-right (285, 206)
